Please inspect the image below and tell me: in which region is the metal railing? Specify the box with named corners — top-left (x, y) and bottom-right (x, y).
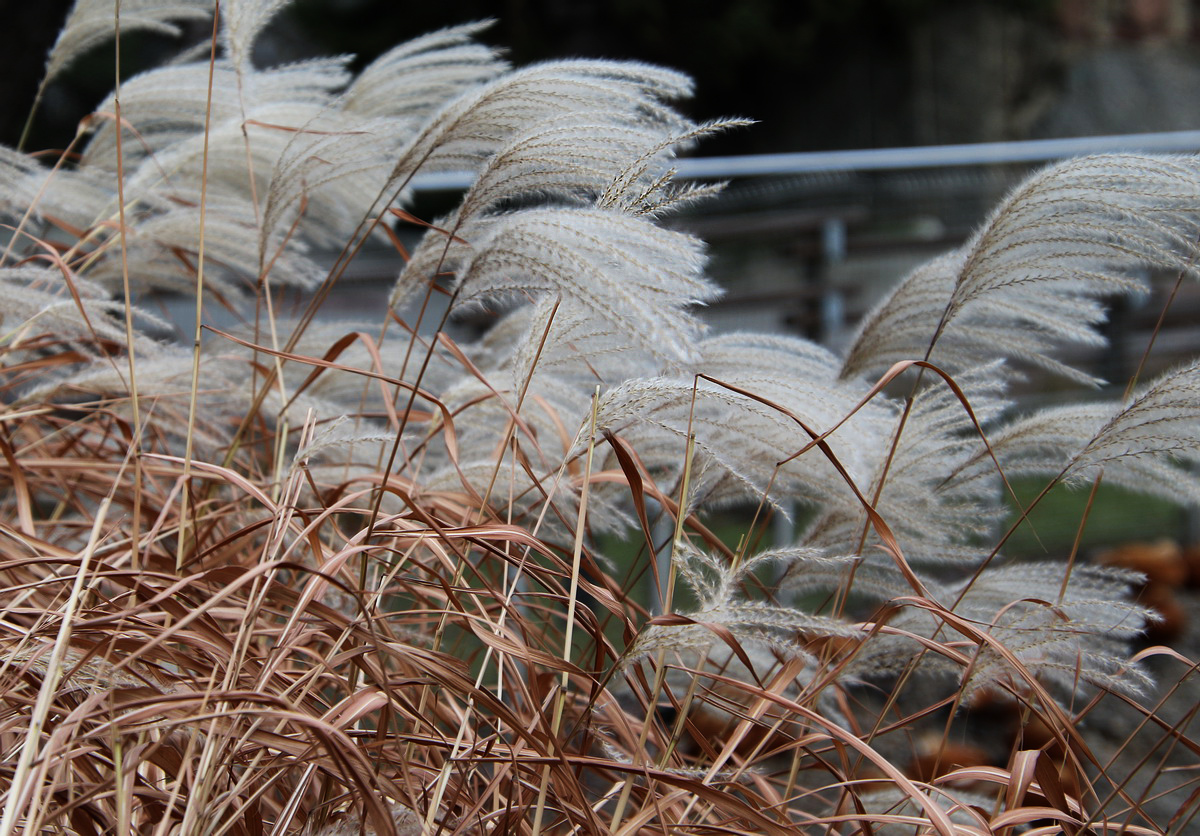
top-left (410, 129), bottom-right (1200, 191)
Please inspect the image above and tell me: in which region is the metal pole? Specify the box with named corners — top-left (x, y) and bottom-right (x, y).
top-left (409, 130), bottom-right (1200, 192)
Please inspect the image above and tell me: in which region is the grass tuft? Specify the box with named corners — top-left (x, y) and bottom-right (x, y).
top-left (1, 2), bottom-right (1199, 834)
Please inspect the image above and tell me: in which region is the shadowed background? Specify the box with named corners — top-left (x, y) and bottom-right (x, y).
top-left (7, 0), bottom-right (1200, 154)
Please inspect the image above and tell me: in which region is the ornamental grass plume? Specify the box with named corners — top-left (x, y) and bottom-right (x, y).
top-left (1, 1), bottom-right (1199, 833)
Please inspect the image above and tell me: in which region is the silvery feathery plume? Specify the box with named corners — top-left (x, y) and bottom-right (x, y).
top-left (80, 57), bottom-right (354, 171)
top-left (442, 115), bottom-right (744, 225)
top-left (687, 332), bottom-right (896, 505)
top-left (501, 297), bottom-right (660, 397)
top-left (788, 154), bottom-right (1200, 698)
top-left (417, 112), bottom-right (735, 223)
top-left (115, 106), bottom-right (389, 239)
top-left (390, 131), bottom-right (726, 504)
top-left (61, 11), bottom-right (507, 293)
top-left (228, 12), bottom-right (507, 231)
top-left (842, 154), bottom-right (1200, 385)
top-left (830, 561), bottom-right (1152, 699)
top-left (232, 318), bottom-right (460, 445)
top-left (942, 359), bottom-right (1200, 508)
top-left (582, 333), bottom-right (894, 511)
top-left (619, 538), bottom-right (868, 749)
top-left (403, 301), bottom-right (617, 530)
top-left (450, 291), bottom-right (662, 422)
top-left (341, 21), bottom-right (508, 121)
top-left (412, 362), bottom-right (609, 534)
top-left (376, 78), bottom-right (743, 524)
top-left (42, 0), bottom-right (212, 86)
top-left (0, 266), bottom-right (163, 349)
top-left (19, 339), bottom-right (242, 450)
top-left (257, 110), bottom-right (413, 249)
top-left (391, 115), bottom-right (740, 369)
top-left (0, 146), bottom-right (55, 220)
top-left (389, 75), bottom-right (718, 308)
top-left (622, 540), bottom-right (861, 670)
top-left (382, 58), bottom-right (694, 201)
top-left (290, 415), bottom-right (396, 473)
top-left (0, 146), bottom-right (112, 235)
top-left (795, 362), bottom-right (1012, 568)
top-left (388, 122), bottom-right (726, 507)
top-left (1062, 358), bottom-right (1200, 495)
top-left (221, 0), bottom-right (291, 74)
top-left (80, 186), bottom-right (324, 295)
top-left (402, 207), bottom-right (716, 365)
top-left (948, 562), bottom-right (1153, 698)
top-left (83, 112), bottom-right (379, 295)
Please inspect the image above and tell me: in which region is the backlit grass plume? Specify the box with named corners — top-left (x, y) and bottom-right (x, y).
top-left (1, 1), bottom-right (1199, 834)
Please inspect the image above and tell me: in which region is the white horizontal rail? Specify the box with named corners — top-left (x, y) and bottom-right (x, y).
top-left (409, 129), bottom-right (1200, 191)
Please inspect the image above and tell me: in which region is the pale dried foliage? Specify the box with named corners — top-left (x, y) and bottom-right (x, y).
top-left (44, 0), bottom-right (212, 84)
top-left (1, 1), bottom-right (1199, 834)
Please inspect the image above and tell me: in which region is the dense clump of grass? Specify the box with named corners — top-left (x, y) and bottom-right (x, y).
top-left (1, 1), bottom-right (1199, 834)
